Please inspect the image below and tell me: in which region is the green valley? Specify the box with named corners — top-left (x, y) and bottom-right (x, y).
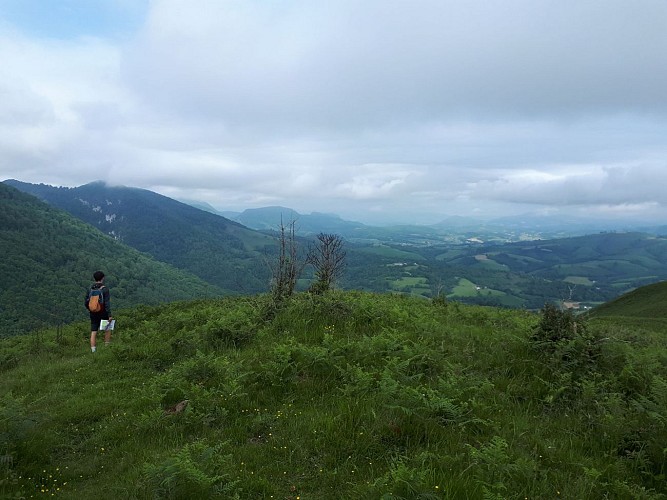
top-left (5, 180), bottom-right (667, 332)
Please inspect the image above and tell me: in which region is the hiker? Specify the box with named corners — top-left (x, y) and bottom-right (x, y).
top-left (85, 270), bottom-right (112, 353)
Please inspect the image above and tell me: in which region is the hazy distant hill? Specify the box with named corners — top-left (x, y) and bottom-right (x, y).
top-left (487, 213), bottom-right (627, 235)
top-left (232, 207), bottom-right (495, 243)
top-left (177, 199), bottom-right (226, 216)
top-left (0, 183), bottom-right (223, 336)
top-left (234, 206), bottom-right (368, 235)
top-left (185, 195), bottom-right (665, 243)
top-left (432, 215), bottom-right (484, 229)
top-left (4, 180), bottom-right (276, 294)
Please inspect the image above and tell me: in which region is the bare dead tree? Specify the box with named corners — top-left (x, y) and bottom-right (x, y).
top-left (269, 216), bottom-right (305, 302)
top-left (431, 278), bottom-right (448, 308)
top-left (307, 233), bottom-right (346, 294)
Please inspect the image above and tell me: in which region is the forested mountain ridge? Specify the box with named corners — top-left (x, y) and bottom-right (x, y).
top-left (4, 180), bottom-right (277, 293)
top-left (0, 183), bottom-right (223, 336)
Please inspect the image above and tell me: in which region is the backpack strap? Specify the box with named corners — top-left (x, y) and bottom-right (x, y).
top-left (88, 285), bottom-right (105, 299)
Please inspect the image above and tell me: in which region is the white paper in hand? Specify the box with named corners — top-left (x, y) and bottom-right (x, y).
top-left (100, 319), bottom-right (115, 331)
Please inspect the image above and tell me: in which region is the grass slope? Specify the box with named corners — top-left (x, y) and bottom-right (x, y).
top-left (589, 280), bottom-right (667, 329)
top-left (2, 292), bottom-right (666, 499)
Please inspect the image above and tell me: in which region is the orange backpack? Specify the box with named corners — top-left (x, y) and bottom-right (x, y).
top-left (88, 286), bottom-right (105, 313)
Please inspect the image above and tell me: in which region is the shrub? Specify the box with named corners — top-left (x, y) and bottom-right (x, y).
top-left (532, 303), bottom-right (601, 375)
top-left (204, 313), bottom-right (256, 349)
top-left (431, 293), bottom-right (448, 310)
top-left (533, 303), bottom-right (581, 344)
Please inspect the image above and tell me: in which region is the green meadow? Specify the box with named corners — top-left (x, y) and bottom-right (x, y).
top-left (448, 278), bottom-right (506, 299)
top-left (387, 276), bottom-right (431, 296)
top-left (563, 276), bottom-right (595, 286)
top-left (1, 292), bottom-right (666, 499)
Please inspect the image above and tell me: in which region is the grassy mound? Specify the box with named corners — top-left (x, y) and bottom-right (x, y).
top-left (1, 292), bottom-right (666, 499)
top-left (589, 280), bottom-right (667, 329)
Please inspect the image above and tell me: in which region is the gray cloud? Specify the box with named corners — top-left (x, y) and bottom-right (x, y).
top-left (1, 0), bottom-right (667, 224)
top-left (125, 0), bottom-right (667, 129)
top-left (473, 162), bottom-right (667, 207)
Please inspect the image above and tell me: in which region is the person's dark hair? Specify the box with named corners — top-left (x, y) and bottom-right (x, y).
top-left (93, 271), bottom-right (105, 281)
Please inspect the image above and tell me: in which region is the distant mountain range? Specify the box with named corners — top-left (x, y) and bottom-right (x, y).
top-left (233, 206), bottom-right (368, 235)
top-left (192, 201), bottom-right (667, 244)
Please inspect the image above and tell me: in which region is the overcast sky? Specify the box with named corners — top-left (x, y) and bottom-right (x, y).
top-left (1, 0), bottom-right (666, 225)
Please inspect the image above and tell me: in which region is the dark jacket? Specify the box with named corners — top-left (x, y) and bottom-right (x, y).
top-left (85, 282), bottom-right (111, 316)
